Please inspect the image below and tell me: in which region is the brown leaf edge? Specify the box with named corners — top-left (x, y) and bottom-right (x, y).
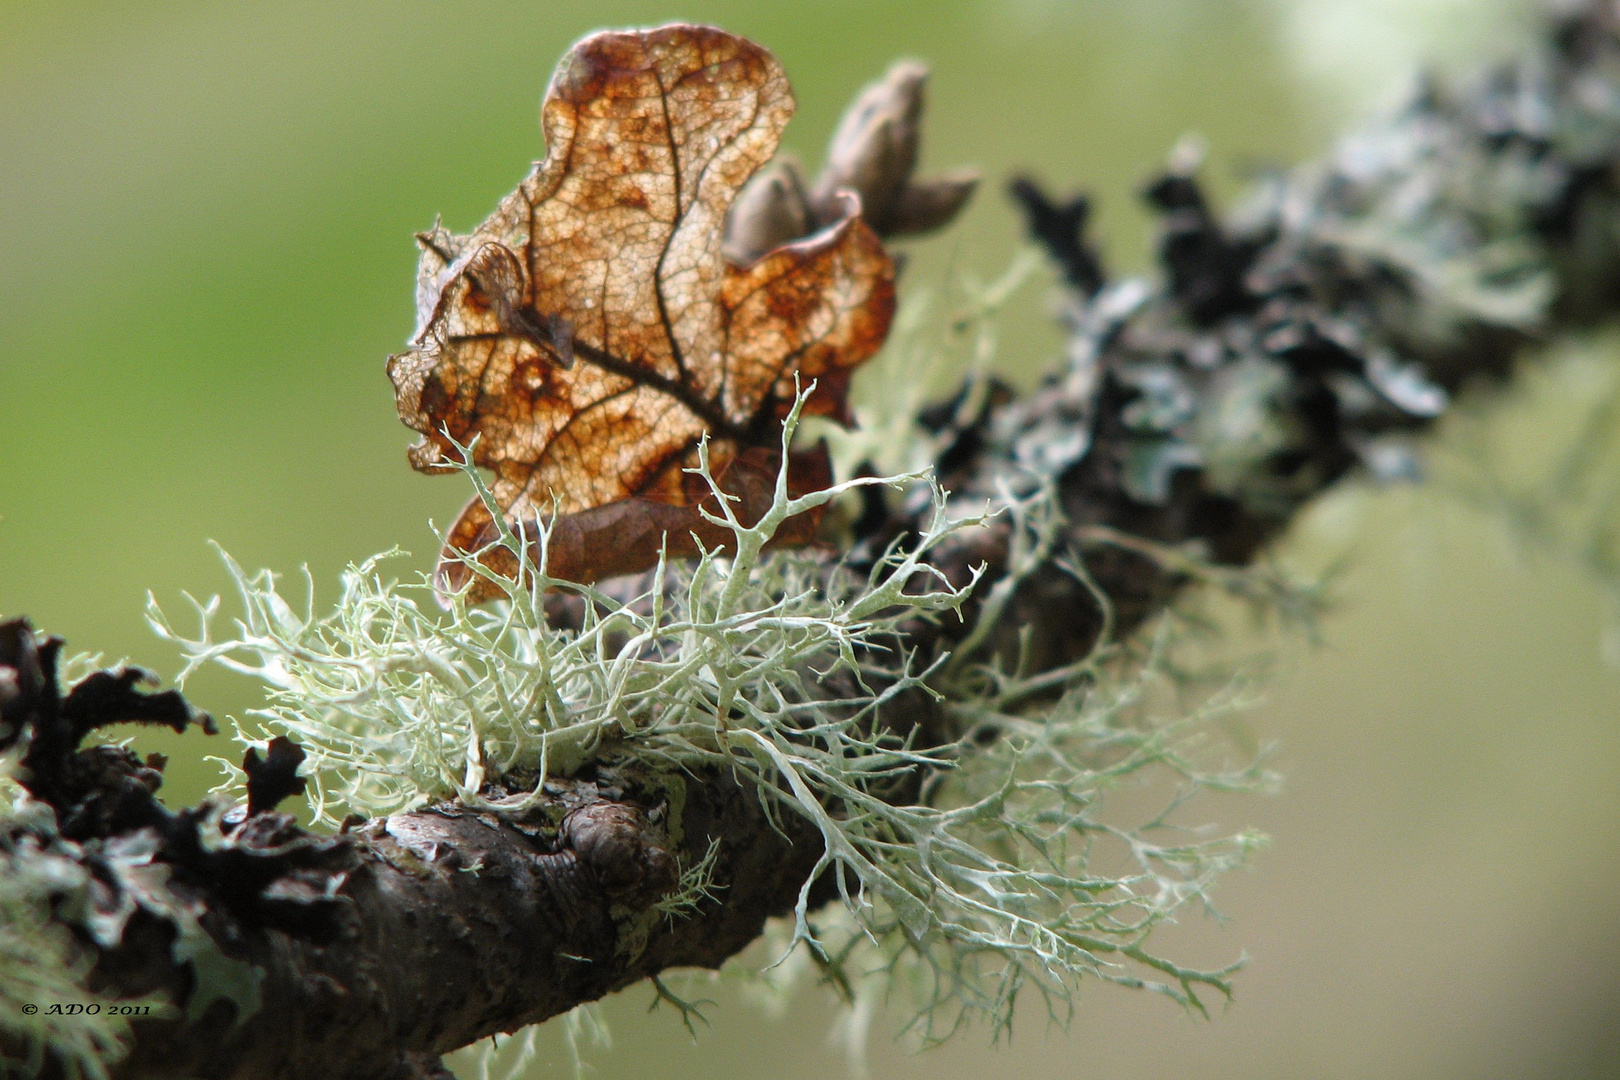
top-left (439, 441), bottom-right (835, 599)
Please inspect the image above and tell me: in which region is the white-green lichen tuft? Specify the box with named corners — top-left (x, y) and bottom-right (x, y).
top-left (149, 389), bottom-right (975, 826)
top-left (150, 367), bottom-right (1272, 1044)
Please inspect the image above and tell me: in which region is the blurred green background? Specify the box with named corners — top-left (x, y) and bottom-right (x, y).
top-left (6, 1), bottom-right (1620, 1078)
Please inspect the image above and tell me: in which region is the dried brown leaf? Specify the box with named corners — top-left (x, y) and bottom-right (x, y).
top-left (387, 25), bottom-right (896, 592)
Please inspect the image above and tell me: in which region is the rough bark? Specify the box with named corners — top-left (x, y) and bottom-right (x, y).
top-left (8, 2), bottom-right (1620, 1077)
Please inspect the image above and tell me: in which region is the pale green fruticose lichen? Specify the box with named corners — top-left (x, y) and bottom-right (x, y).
top-left (148, 245), bottom-right (1292, 1062)
top-left (148, 375), bottom-right (1272, 1050)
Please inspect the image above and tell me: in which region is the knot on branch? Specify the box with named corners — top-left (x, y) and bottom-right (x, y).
top-left (560, 802), bottom-right (677, 905)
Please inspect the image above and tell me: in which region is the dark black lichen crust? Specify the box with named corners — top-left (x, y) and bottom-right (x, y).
top-left (933, 0), bottom-right (1620, 671)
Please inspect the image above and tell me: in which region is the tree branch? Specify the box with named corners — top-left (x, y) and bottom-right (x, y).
top-left (8, 3), bottom-right (1620, 1077)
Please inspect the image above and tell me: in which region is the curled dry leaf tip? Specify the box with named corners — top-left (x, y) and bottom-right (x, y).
top-left (809, 59), bottom-right (980, 239)
top-left (722, 155), bottom-right (813, 266)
